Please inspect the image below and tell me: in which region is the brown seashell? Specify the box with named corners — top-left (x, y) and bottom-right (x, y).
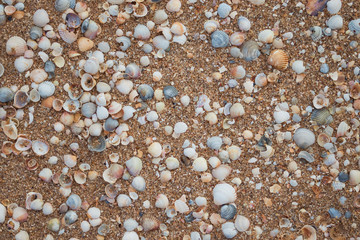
top-left (4, 6), bottom-right (16, 15)
top-left (52, 99), bottom-right (64, 111)
top-left (350, 83), bottom-right (360, 99)
top-left (354, 195), bottom-right (360, 208)
top-left (13, 11), bottom-right (25, 19)
top-left (141, 216), bottom-right (160, 232)
top-left (42, 96), bottom-right (55, 108)
top-left (26, 159), bottom-right (39, 171)
top-left (268, 49), bottom-right (288, 71)
top-left (13, 91), bottom-right (29, 108)
top-left (74, 171), bottom-right (86, 184)
top-left (78, 37), bottom-right (94, 52)
top-left (105, 184), bottom-right (120, 199)
top-left (2, 141), bottom-right (13, 155)
top-left (306, 0), bottom-right (328, 16)
top-left (301, 225), bottom-right (317, 240)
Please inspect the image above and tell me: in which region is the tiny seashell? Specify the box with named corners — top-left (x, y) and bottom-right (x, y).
top-left (63, 99), bottom-right (80, 113)
top-left (317, 133), bottom-right (331, 147)
top-left (55, 0), bottom-right (71, 12)
top-left (230, 32), bottom-right (245, 46)
top-left (166, 0), bottom-right (181, 12)
top-left (38, 81), bottom-right (55, 98)
top-left (29, 26), bottom-right (43, 40)
top-left (103, 164), bottom-right (124, 184)
top-left (163, 86), bottom-right (178, 99)
top-left (212, 164), bottom-right (232, 180)
top-left (58, 23), bottom-right (78, 44)
top-left (268, 49), bottom-right (288, 71)
top-left (301, 225), bottom-right (317, 240)
top-left (327, 0), bottom-right (341, 14)
top-left (0, 87), bottom-right (14, 103)
top-left (64, 210), bottom-right (78, 225)
top-left (137, 84), bottom-right (154, 101)
top-left (217, 3), bottom-right (231, 18)
top-left (193, 157), bottom-right (208, 172)
top-left (116, 36), bottom-right (131, 51)
top-left (153, 36), bottom-right (170, 50)
top-left (326, 15), bottom-right (343, 30)
top-left (293, 128), bottom-right (315, 149)
top-left (126, 157), bottom-right (142, 176)
top-left (104, 118), bottom-right (119, 132)
top-left (14, 57), bottom-right (33, 73)
top-left (241, 41), bottom-right (260, 61)
top-left (2, 122), bottom-right (18, 140)
top-left (310, 26), bottom-right (323, 41)
top-left (125, 63), bottom-right (141, 79)
top-left (6, 36), bottom-right (27, 56)
top-left (134, 24), bottom-right (150, 40)
top-left (273, 111), bottom-right (290, 124)
top-left (235, 215), bottom-right (250, 232)
top-left (348, 19), bottom-right (360, 35)
top-left (13, 90), bottom-right (29, 109)
top-left (133, 3), bottom-right (148, 17)
top-left (258, 29), bottom-right (274, 43)
top-left (88, 136), bottom-right (106, 152)
top-left (66, 194), bottom-right (82, 210)
top-left (222, 222), bottom-right (238, 239)
top-left (117, 194), bottom-right (132, 208)
top-left (148, 142), bottom-right (162, 157)
top-left (292, 60), bottom-right (306, 74)
top-left (230, 65), bottom-right (246, 79)
top-left (211, 30), bottom-right (229, 48)
top-left (298, 151), bottom-right (315, 163)
top-left (220, 204), bottom-right (237, 220)
top-left (204, 20), bottom-right (219, 34)
top-left (98, 223), bottom-right (110, 236)
top-left (213, 183), bottom-right (236, 205)
top-left (311, 108), bottom-right (333, 125)
top-left (238, 17), bottom-right (251, 31)
top-left (155, 194), bottom-right (169, 209)
top-left (78, 37), bottom-right (94, 52)
top-left (131, 176), bottom-right (146, 192)
top-left (33, 9), bottom-right (49, 27)
top-left (337, 121), bottom-right (350, 137)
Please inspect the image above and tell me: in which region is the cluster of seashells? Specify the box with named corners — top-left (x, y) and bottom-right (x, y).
top-left (0, 0), bottom-right (25, 25)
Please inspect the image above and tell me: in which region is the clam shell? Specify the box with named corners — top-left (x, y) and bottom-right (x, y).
top-left (235, 215), bottom-right (250, 232)
top-left (155, 194), bottom-right (169, 209)
top-left (348, 19), bottom-right (360, 35)
top-left (29, 26), bottom-right (43, 40)
top-left (313, 93), bottom-right (329, 109)
top-left (166, 0), bottom-right (181, 12)
top-left (207, 136), bottom-right (223, 150)
top-left (131, 176), bottom-right (146, 192)
top-left (64, 210), bottom-right (78, 225)
top-left (126, 157), bottom-right (142, 176)
top-left (125, 63), bottom-right (141, 79)
top-left (63, 99), bottom-right (80, 113)
top-left (83, 20), bottom-right (100, 39)
top-left (204, 20), bottom-right (219, 34)
top-left (327, 0), bottom-right (341, 14)
top-left (104, 117), bottom-right (119, 132)
top-left (14, 90), bottom-right (29, 108)
top-left (311, 108), bottom-right (333, 125)
top-left (33, 9), bottom-right (49, 27)
top-left (38, 81), bottom-right (55, 98)
top-left (213, 183), bottom-right (236, 205)
top-left (134, 24), bottom-right (150, 40)
top-left (15, 137), bottom-right (32, 151)
top-left (238, 16), bottom-right (251, 31)
top-left (222, 222), bottom-right (238, 238)
top-left (211, 30), bottom-right (229, 48)
top-left (66, 194), bottom-right (82, 210)
top-left (0, 87), bottom-right (14, 103)
top-left (298, 151), bottom-right (315, 163)
top-left (306, 0), bottom-right (327, 16)
top-left (258, 29), bottom-right (274, 43)
top-left (317, 133), bottom-right (331, 147)
top-left (6, 36), bottom-right (27, 56)
top-left (326, 15), bottom-right (343, 30)
top-left (217, 3), bottom-right (231, 18)
top-left (133, 3), bottom-right (148, 17)
top-left (268, 49), bottom-right (288, 71)
top-left (66, 12), bottom-right (81, 28)
top-left (230, 32), bottom-right (245, 46)
top-left (163, 86), bottom-right (178, 99)
top-left (293, 128), bottom-right (315, 149)
top-left (212, 164), bottom-right (232, 180)
top-left (117, 194), bottom-right (132, 208)
top-left (230, 65), bottom-right (246, 79)
top-left (220, 204), bottom-right (237, 220)
top-left (137, 84), bottom-right (154, 101)
top-left (55, 0), bottom-right (71, 12)
top-left (32, 140), bottom-right (49, 155)
top-left (13, 207), bottom-right (28, 223)
top-left (241, 41), bottom-right (260, 61)
top-left (116, 36), bottom-right (131, 51)
top-left (103, 164), bottom-right (124, 184)
top-left (88, 136), bottom-right (106, 152)
top-left (153, 35), bottom-right (169, 50)
top-left (141, 216), bottom-right (160, 232)
top-left (81, 73), bottom-right (96, 91)
top-left (14, 57), bottom-right (33, 73)
top-left (58, 23), bottom-right (77, 44)
top-left (105, 184), bottom-right (120, 199)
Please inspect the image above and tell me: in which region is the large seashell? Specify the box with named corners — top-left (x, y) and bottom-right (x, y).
top-left (327, 0), bottom-right (341, 14)
top-left (311, 108), bottom-right (333, 125)
top-left (116, 36), bottom-right (131, 51)
top-left (117, 194), bottom-right (132, 208)
top-left (155, 194), bottom-right (169, 209)
top-left (133, 3), bottom-right (148, 17)
top-left (235, 215), bottom-right (250, 232)
top-left (137, 84), bottom-right (154, 101)
top-left (211, 30), bottom-right (229, 48)
top-left (0, 87), bottom-right (14, 103)
top-left (241, 41), bottom-right (260, 61)
top-left (88, 136), bottom-right (106, 152)
top-left (66, 13), bottom-right (81, 28)
top-left (298, 151), bottom-right (315, 163)
top-left (58, 23), bottom-right (77, 44)
top-left (310, 26), bottom-right (323, 41)
top-left (13, 207), bottom-right (28, 223)
top-left (66, 194), bottom-right (82, 210)
top-left (238, 17), bottom-right (251, 31)
top-left (213, 183), bottom-right (236, 205)
top-left (29, 26), bottom-right (43, 40)
top-left (293, 128), bottom-right (315, 149)
top-left (32, 140), bottom-right (49, 155)
top-left (13, 90), bottom-right (29, 108)
top-left (6, 36), bottom-right (27, 56)
top-left (326, 15), bottom-right (343, 30)
top-left (153, 36), bottom-right (169, 50)
top-left (125, 63), bottom-right (141, 79)
top-left (222, 222), bottom-right (238, 238)
top-left (141, 216), bottom-right (160, 232)
top-left (302, 225), bottom-right (317, 240)
top-left (14, 57), bottom-right (33, 73)
top-left (33, 9), bottom-right (49, 27)
top-left (55, 0), bottom-right (71, 12)
top-left (306, 0), bottom-right (328, 16)
top-left (268, 49), bottom-right (288, 71)
top-left (15, 137), bottom-right (32, 151)
top-left (258, 29), bottom-right (274, 43)
top-left (204, 20), bottom-right (219, 34)
top-left (220, 204), bottom-right (237, 220)
top-left (126, 157), bottom-right (142, 176)
top-left (348, 19), bottom-right (360, 35)
top-left (103, 164), bottom-right (124, 184)
top-left (134, 24), bottom-right (150, 40)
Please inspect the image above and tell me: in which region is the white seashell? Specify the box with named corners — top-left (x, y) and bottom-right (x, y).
top-left (122, 106), bottom-right (136, 121)
top-left (326, 15), bottom-right (343, 30)
top-left (153, 9), bottom-right (168, 24)
top-left (258, 29), bottom-right (274, 43)
top-left (173, 34), bottom-right (187, 45)
top-left (30, 199), bottom-right (44, 211)
top-left (227, 145), bottom-right (241, 161)
top-left (230, 65), bottom-right (246, 79)
top-left (238, 17), bottom-right (251, 31)
top-left (260, 145), bottom-right (275, 159)
top-left (327, 0), bottom-right (341, 14)
top-left (155, 194), bottom-right (169, 209)
top-left (153, 36), bottom-right (170, 50)
top-left (204, 20), bottom-right (219, 34)
top-left (166, 0), bottom-right (181, 12)
top-left (292, 60), bottom-right (306, 74)
top-left (212, 165), bottom-right (232, 180)
top-left (171, 22), bottom-right (187, 36)
top-left (14, 57), bottom-right (33, 73)
top-left (81, 221), bottom-right (91, 232)
top-left (38, 37), bottom-right (51, 50)
top-left (134, 24), bottom-right (150, 40)
top-left (248, 0), bottom-right (265, 4)
top-left (148, 142), bottom-right (162, 157)
top-left (0, 204), bottom-right (6, 223)
top-left (96, 106), bottom-right (109, 120)
top-left (124, 219), bottom-right (138, 231)
top-left (30, 69), bottom-right (48, 83)
top-left (117, 194), bottom-right (132, 208)
top-left (207, 136), bottom-right (223, 150)
top-left (349, 170), bottom-right (360, 185)
top-left (180, 95), bottom-right (190, 106)
top-left (38, 81), bottom-right (55, 98)
top-left (126, 157), bottom-right (142, 176)
top-left (87, 207), bottom-right (101, 219)
top-left (235, 215), bottom-right (250, 232)
top-left (39, 168), bottom-right (52, 182)
top-left (208, 156), bottom-right (221, 168)
top-left (293, 128), bottom-right (315, 149)
top-left (122, 232), bottom-right (139, 240)
top-left (84, 58), bottom-right (99, 75)
top-left (13, 207), bottom-right (28, 222)
top-left (15, 231), bottom-right (29, 240)
top-left (6, 36), bottom-right (27, 56)
top-left (160, 170), bottom-right (172, 182)
top-left (222, 222), bottom-right (238, 239)
top-left (193, 157), bottom-right (208, 172)
top-left (174, 122), bottom-right (188, 134)
top-left (213, 183), bottom-right (236, 205)
top-left (89, 123), bottom-right (102, 136)
top-left (166, 157), bottom-right (180, 170)
top-left (230, 103), bottom-right (245, 118)
top-left (313, 94), bottom-right (329, 109)
top-left (174, 199), bottom-right (189, 213)
top-left (131, 176), bottom-right (146, 192)
top-left (273, 111), bottom-right (290, 124)
top-left (42, 203), bottom-right (54, 215)
top-left (337, 121), bottom-right (349, 137)
top-left (116, 80), bottom-right (133, 95)
top-left (33, 9), bottom-right (49, 27)
top-left (64, 154), bottom-right (77, 168)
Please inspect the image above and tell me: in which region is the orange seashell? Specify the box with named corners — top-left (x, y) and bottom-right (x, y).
top-left (268, 49), bottom-right (288, 71)
top-left (13, 11), bottom-right (25, 19)
top-left (42, 96), bottom-right (55, 108)
top-left (306, 0), bottom-right (328, 16)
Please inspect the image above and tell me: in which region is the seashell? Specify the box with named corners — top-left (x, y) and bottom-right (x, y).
top-left (273, 111), bottom-right (290, 124)
top-left (279, 218), bottom-right (292, 228)
top-left (123, 219), bottom-right (138, 232)
top-left (13, 90), bottom-right (29, 108)
top-left (33, 9), bottom-right (49, 27)
top-left (148, 142), bottom-right (162, 157)
top-left (39, 168), bottom-right (52, 182)
top-left (63, 99), bottom-right (80, 113)
top-left (30, 69), bottom-right (48, 84)
top-left (260, 145), bottom-right (275, 158)
top-left (301, 225), bottom-right (317, 240)
top-left (117, 194), bottom-right (132, 208)
top-left (354, 195), bottom-right (360, 208)
top-left (66, 13), bottom-right (81, 28)
top-left (298, 151), bottom-right (315, 163)
top-left (125, 63), bottom-right (141, 79)
top-left (204, 20), bottom-right (219, 34)
top-left (293, 128), bottom-right (315, 149)
top-left (13, 207), bottom-right (28, 223)
top-left (84, 58), bottom-right (99, 75)
top-left (64, 210), bottom-right (78, 225)
top-left (212, 164), bottom-right (231, 180)
top-left (313, 94), bottom-right (329, 109)
top-left (306, 0), bottom-right (327, 16)
top-left (348, 19), bottom-right (360, 35)
top-left (6, 36), bottom-right (27, 56)
top-left (235, 215), bottom-right (250, 232)
top-left (258, 29), bottom-right (274, 43)
top-left (48, 218), bottom-right (60, 232)
top-left (15, 137), bottom-right (32, 151)
top-left (15, 231), bottom-right (29, 240)
top-left (327, 0), bottom-right (341, 14)
top-left (211, 30), bottom-right (229, 48)
top-left (230, 65), bottom-right (246, 79)
top-left (222, 222), bottom-right (238, 238)
top-left (153, 9), bottom-right (168, 24)
top-left (230, 103), bottom-right (245, 118)
top-left (171, 22), bottom-right (186, 36)
top-left (248, 0), bottom-right (265, 5)
top-left (38, 81), bottom-right (55, 98)
top-left (326, 15), bottom-right (343, 30)
top-left (153, 36), bottom-right (170, 50)
top-left (14, 57), bottom-right (33, 73)
top-left (192, 157), bottom-right (208, 172)
top-left (45, 60), bottom-right (56, 74)
top-left (104, 118), bottom-right (119, 132)
top-left (207, 136), bottom-right (223, 150)
top-left (98, 223), bottom-right (110, 236)
top-left (217, 3), bottom-right (231, 18)
top-left (116, 80), bottom-right (133, 95)
top-left (26, 159), bottom-right (39, 171)
top-left (220, 204), bottom-right (237, 220)
top-left (59, 173), bottom-right (73, 187)
top-left (0, 87), bottom-right (14, 103)
top-left (88, 136), bottom-right (106, 152)
top-left (268, 49), bottom-right (288, 71)
top-left (122, 106), bottom-right (136, 121)
top-left (29, 26), bottom-right (43, 40)
top-left (155, 194), bottom-right (169, 209)
top-left (126, 157), bottom-right (142, 176)
top-left (166, 0), bottom-right (181, 12)
top-left (241, 40), bottom-right (260, 61)
top-left (58, 23), bottom-right (77, 44)
top-left (105, 183), bottom-right (120, 199)
top-left (311, 108), bottom-right (333, 125)
top-left (137, 84), bottom-right (154, 101)
top-left (230, 32), bottom-right (245, 46)
top-left (32, 140), bottom-right (49, 155)
top-left (133, 3), bottom-right (148, 17)
top-left (213, 183), bottom-right (236, 205)
top-left (83, 20), bottom-right (100, 39)
top-left (350, 83), bottom-right (360, 99)
top-left (337, 121), bottom-right (350, 137)
top-left (116, 36), bottom-right (131, 51)
top-left (310, 26), bottom-right (323, 41)
top-left (238, 17), bottom-right (251, 31)
top-left (317, 133), bottom-right (331, 147)
top-left (292, 60), bottom-right (306, 74)
top-left (78, 37), bottom-right (94, 52)
top-left (349, 170), bottom-right (360, 185)
top-left (134, 24), bottom-right (150, 40)
top-left (0, 63), bottom-right (3, 78)
top-left (103, 164), bottom-right (124, 184)
top-left (25, 192), bottom-right (43, 210)
top-left (131, 176), bottom-right (146, 192)
top-left (80, 73), bottom-right (96, 91)
top-left (87, 207), bottom-right (100, 219)
top-left (55, 0), bottom-right (71, 12)
top-left (163, 86), bottom-right (178, 99)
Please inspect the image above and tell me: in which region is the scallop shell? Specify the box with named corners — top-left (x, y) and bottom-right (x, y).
top-left (220, 204), bottom-right (237, 220)
top-left (230, 32), bottom-right (245, 46)
top-left (0, 87), bottom-right (14, 103)
top-left (211, 30), bottom-right (229, 48)
top-left (298, 151), bottom-right (315, 163)
top-left (237, 16), bottom-right (251, 31)
top-left (55, 0), bottom-right (71, 12)
top-left (311, 108), bottom-right (333, 125)
top-left (38, 81), bottom-right (55, 98)
top-left (141, 216), bottom-right (160, 232)
top-left (293, 128), bottom-right (315, 149)
top-left (88, 136), bottom-right (106, 152)
top-left (204, 20), bottom-right (219, 34)
top-left (326, 15), bottom-right (343, 30)
top-left (310, 26), bottom-right (323, 41)
top-left (348, 19), bottom-right (360, 35)
top-left (213, 183), bottom-right (236, 205)
top-left (268, 49), bottom-right (288, 71)
top-left (241, 41), bottom-right (260, 61)
top-left (6, 36), bottom-right (27, 56)
top-left (13, 90), bottom-right (29, 108)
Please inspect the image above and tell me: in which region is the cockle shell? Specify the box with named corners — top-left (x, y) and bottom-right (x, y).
top-left (238, 17), bottom-right (251, 31)
top-left (14, 57), bottom-right (33, 73)
top-left (241, 41), bottom-right (260, 61)
top-left (171, 22), bottom-right (186, 36)
top-left (327, 0), bottom-right (341, 14)
top-left (166, 0), bottom-right (181, 12)
top-left (311, 108), bottom-right (333, 125)
top-left (134, 24), bottom-right (150, 40)
top-left (258, 29), bottom-right (274, 43)
top-left (126, 157), bottom-right (142, 176)
top-left (220, 204), bottom-right (237, 220)
top-left (326, 15), bottom-right (343, 30)
top-left (293, 128), bottom-right (315, 149)
top-left (33, 9), bottom-right (49, 27)
top-left (213, 183), bottom-right (236, 205)
top-left (6, 36), bottom-right (27, 56)
top-left (55, 0), bottom-right (71, 12)
top-left (155, 194), bottom-right (169, 209)
top-left (268, 49), bottom-right (288, 70)
top-left (235, 215), bottom-right (250, 232)
top-left (204, 20), bottom-right (219, 34)
top-left (348, 19), bottom-right (360, 35)
top-left (222, 222), bottom-right (238, 238)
